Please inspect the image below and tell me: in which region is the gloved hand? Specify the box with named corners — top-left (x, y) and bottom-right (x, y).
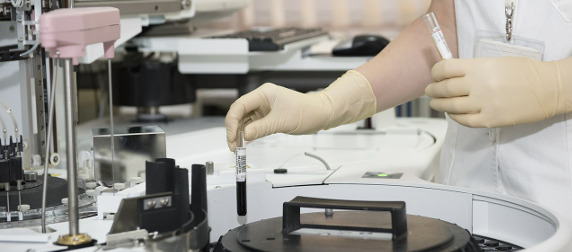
top-left (425, 57), bottom-right (572, 128)
top-left (225, 70), bottom-right (377, 151)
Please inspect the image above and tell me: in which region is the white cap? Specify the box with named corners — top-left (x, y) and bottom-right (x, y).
top-left (86, 181), bottom-right (98, 189)
top-left (32, 155), bottom-right (42, 167)
top-left (113, 183), bottom-right (126, 190)
top-left (86, 189), bottom-right (95, 197)
top-left (18, 204), bottom-right (30, 211)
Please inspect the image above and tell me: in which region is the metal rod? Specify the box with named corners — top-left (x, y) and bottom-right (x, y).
top-left (17, 180), bottom-right (22, 209)
top-left (62, 0), bottom-right (74, 8)
top-left (4, 183), bottom-right (9, 222)
top-left (108, 59), bottom-right (115, 185)
top-left (41, 58), bottom-right (58, 233)
top-left (17, 180), bottom-right (22, 221)
top-left (63, 59), bottom-right (79, 236)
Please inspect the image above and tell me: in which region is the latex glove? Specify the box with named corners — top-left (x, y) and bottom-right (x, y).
top-left (226, 70), bottom-right (377, 151)
top-left (425, 57), bottom-right (572, 128)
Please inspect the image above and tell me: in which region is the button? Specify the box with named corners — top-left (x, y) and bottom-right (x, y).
top-left (147, 200), bottom-right (156, 209)
top-left (160, 197), bottom-right (170, 207)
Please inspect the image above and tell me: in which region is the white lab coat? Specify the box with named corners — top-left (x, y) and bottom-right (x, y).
top-left (439, 1), bottom-right (572, 218)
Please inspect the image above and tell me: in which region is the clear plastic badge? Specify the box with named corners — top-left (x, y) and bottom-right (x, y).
top-left (474, 31), bottom-right (545, 60)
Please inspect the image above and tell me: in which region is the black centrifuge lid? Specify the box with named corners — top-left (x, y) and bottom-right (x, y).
top-left (216, 197), bottom-right (481, 252)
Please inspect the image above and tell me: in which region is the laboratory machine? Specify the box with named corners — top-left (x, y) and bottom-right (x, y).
top-left (0, 0), bottom-right (571, 251)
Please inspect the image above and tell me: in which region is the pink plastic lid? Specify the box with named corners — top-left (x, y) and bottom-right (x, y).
top-left (40, 7), bottom-right (120, 64)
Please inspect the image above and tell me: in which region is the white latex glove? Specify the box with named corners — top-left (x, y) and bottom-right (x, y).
top-left (225, 70), bottom-right (377, 151)
top-left (425, 57), bottom-right (572, 128)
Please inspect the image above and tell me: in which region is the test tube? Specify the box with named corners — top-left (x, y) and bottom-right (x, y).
top-left (235, 131), bottom-right (247, 216)
top-left (423, 12), bottom-right (452, 60)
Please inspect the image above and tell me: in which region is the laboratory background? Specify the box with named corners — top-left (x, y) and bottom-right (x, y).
top-left (74, 0), bottom-right (434, 124)
top-left (0, 0), bottom-right (570, 251)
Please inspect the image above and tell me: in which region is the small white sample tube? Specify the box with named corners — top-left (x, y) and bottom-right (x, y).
top-left (423, 12), bottom-right (452, 60)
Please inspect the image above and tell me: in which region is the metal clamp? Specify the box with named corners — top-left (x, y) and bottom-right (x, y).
top-left (505, 1), bottom-right (515, 42)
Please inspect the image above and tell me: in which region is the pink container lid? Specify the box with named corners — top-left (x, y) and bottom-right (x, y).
top-left (40, 7), bottom-right (119, 33)
top-left (40, 7), bottom-right (120, 64)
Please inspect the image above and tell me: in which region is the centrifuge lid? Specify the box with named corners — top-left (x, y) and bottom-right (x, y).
top-left (217, 197), bottom-right (480, 252)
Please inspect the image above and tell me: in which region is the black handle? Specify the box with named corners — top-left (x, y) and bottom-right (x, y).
top-left (282, 196), bottom-right (408, 240)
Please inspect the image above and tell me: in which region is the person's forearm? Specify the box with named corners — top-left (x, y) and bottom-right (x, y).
top-left (355, 0), bottom-right (457, 112)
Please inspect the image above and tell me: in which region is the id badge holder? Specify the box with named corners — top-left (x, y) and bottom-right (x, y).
top-left (474, 31), bottom-right (545, 59)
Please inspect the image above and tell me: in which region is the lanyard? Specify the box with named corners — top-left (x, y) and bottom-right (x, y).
top-left (505, 0), bottom-right (516, 41)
